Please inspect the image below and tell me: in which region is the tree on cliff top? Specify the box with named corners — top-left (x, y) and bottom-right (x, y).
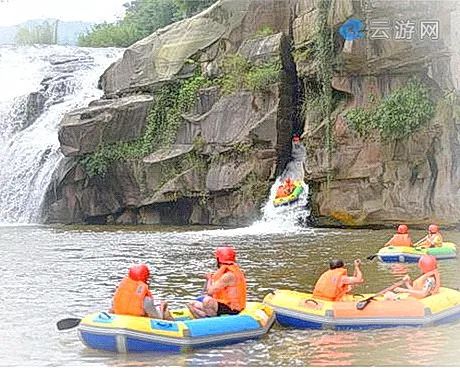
top-left (78, 0), bottom-right (216, 47)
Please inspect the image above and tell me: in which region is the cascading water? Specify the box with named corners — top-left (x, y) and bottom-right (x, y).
top-left (198, 141), bottom-right (312, 237)
top-left (257, 140), bottom-right (311, 229)
top-left (0, 45), bottom-right (121, 224)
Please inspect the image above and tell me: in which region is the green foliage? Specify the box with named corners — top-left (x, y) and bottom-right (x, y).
top-left (255, 26), bottom-right (274, 37)
top-left (307, 0), bottom-right (334, 186)
top-left (218, 54), bottom-right (281, 94)
top-left (238, 173), bottom-right (269, 207)
top-left (344, 79), bottom-right (435, 141)
top-left (80, 73), bottom-right (209, 177)
top-left (247, 62), bottom-right (282, 92)
top-left (78, 0), bottom-right (217, 47)
top-left (192, 136), bottom-right (207, 152)
top-left (159, 151), bottom-right (207, 187)
top-left (78, 21), bottom-right (139, 48)
top-left (15, 20), bottom-right (58, 45)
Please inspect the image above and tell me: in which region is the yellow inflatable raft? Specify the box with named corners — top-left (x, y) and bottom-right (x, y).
top-left (263, 288), bottom-right (460, 330)
top-left (78, 302), bottom-right (274, 353)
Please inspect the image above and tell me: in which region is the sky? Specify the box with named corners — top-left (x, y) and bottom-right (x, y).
top-left (0, 0), bottom-right (128, 27)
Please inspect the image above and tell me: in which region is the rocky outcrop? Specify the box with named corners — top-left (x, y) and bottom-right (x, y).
top-left (43, 0), bottom-right (460, 227)
top-left (299, 0), bottom-right (460, 226)
top-left (44, 0), bottom-right (298, 226)
top-left (100, 0), bottom-right (293, 96)
top-left (58, 95), bottom-right (153, 156)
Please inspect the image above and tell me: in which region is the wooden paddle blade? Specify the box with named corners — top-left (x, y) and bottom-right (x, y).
top-left (56, 318), bottom-right (81, 331)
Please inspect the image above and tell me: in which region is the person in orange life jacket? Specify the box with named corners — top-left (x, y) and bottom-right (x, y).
top-left (385, 255), bottom-right (440, 300)
top-left (276, 183), bottom-right (287, 198)
top-left (188, 246), bottom-right (247, 318)
top-left (284, 177), bottom-right (295, 195)
top-left (417, 224), bottom-right (443, 248)
top-left (292, 135), bottom-right (301, 146)
top-left (384, 224), bottom-right (413, 247)
top-left (110, 264), bottom-right (172, 320)
top-left (312, 259), bottom-right (364, 301)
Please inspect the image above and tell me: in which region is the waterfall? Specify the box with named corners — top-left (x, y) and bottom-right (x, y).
top-left (0, 45), bottom-right (121, 224)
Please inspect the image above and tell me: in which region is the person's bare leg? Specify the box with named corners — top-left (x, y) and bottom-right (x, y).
top-left (202, 298), bottom-right (218, 317)
top-left (160, 301), bottom-right (173, 321)
top-left (188, 301), bottom-right (207, 318)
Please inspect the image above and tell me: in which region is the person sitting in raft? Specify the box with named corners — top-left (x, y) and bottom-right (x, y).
top-left (416, 224), bottom-right (443, 248)
top-left (276, 183), bottom-right (287, 198)
top-left (188, 246), bottom-right (247, 318)
top-left (284, 177), bottom-right (295, 195)
top-left (110, 263), bottom-right (172, 320)
top-left (384, 224), bottom-right (413, 247)
top-left (312, 259), bottom-right (364, 301)
top-left (385, 255), bottom-right (440, 300)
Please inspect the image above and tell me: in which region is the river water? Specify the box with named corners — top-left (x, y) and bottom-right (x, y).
top-left (1, 224), bottom-right (459, 366)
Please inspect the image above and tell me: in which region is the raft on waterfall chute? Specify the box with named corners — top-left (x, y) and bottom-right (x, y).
top-left (377, 242), bottom-right (457, 263)
top-left (263, 288), bottom-right (460, 330)
top-left (77, 302), bottom-right (274, 353)
top-left (273, 180), bottom-right (304, 207)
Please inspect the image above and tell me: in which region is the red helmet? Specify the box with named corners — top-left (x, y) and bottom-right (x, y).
top-left (128, 264), bottom-right (150, 283)
top-left (397, 224), bottom-right (408, 234)
top-left (428, 224), bottom-right (438, 233)
top-left (418, 255), bottom-right (437, 273)
top-left (216, 246), bottom-right (236, 264)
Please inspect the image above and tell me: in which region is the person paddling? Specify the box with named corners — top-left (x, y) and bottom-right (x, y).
top-left (416, 224), bottom-right (443, 248)
top-left (385, 255), bottom-right (440, 300)
top-left (384, 224), bottom-right (413, 247)
top-left (312, 259), bottom-right (364, 301)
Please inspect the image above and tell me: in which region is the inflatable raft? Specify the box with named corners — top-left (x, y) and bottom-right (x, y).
top-left (377, 242), bottom-right (457, 263)
top-left (273, 181), bottom-right (303, 207)
top-left (78, 302), bottom-right (274, 353)
top-left (263, 288), bottom-right (460, 330)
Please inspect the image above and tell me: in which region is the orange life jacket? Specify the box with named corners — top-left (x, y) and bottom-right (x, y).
top-left (276, 186), bottom-right (287, 198)
top-left (312, 268), bottom-right (349, 301)
top-left (211, 264), bottom-right (247, 311)
top-left (386, 234), bottom-right (412, 247)
top-left (112, 277), bottom-right (153, 316)
top-left (412, 270), bottom-right (440, 298)
top-left (427, 233), bottom-right (443, 247)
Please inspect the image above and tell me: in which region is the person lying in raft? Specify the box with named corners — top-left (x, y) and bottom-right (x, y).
top-left (110, 263), bottom-right (173, 320)
top-left (416, 224), bottom-right (443, 248)
top-left (384, 224), bottom-right (413, 247)
top-left (188, 246), bottom-right (247, 318)
top-left (312, 259), bottom-right (364, 301)
top-left (385, 255), bottom-right (440, 300)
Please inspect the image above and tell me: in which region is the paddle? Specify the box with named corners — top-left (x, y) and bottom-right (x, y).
top-left (367, 236), bottom-right (428, 260)
top-left (56, 318), bottom-right (81, 331)
top-left (356, 280), bottom-right (405, 310)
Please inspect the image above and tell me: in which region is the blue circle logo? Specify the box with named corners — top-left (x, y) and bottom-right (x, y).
top-left (339, 18), bottom-right (365, 41)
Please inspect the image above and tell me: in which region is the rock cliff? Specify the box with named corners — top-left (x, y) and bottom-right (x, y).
top-left (42, 0), bottom-right (460, 227)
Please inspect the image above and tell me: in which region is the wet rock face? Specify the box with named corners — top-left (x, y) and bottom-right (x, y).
top-left (58, 95), bottom-right (153, 156)
top-left (299, 0), bottom-right (460, 226)
top-left (45, 0), bottom-right (460, 227)
top-left (46, 0), bottom-right (298, 226)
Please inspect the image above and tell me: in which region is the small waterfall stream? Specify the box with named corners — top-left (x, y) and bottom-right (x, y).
top-left (0, 45), bottom-right (121, 224)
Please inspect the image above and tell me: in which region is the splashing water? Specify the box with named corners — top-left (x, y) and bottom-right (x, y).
top-left (197, 142), bottom-right (311, 237)
top-left (0, 45), bottom-right (121, 224)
